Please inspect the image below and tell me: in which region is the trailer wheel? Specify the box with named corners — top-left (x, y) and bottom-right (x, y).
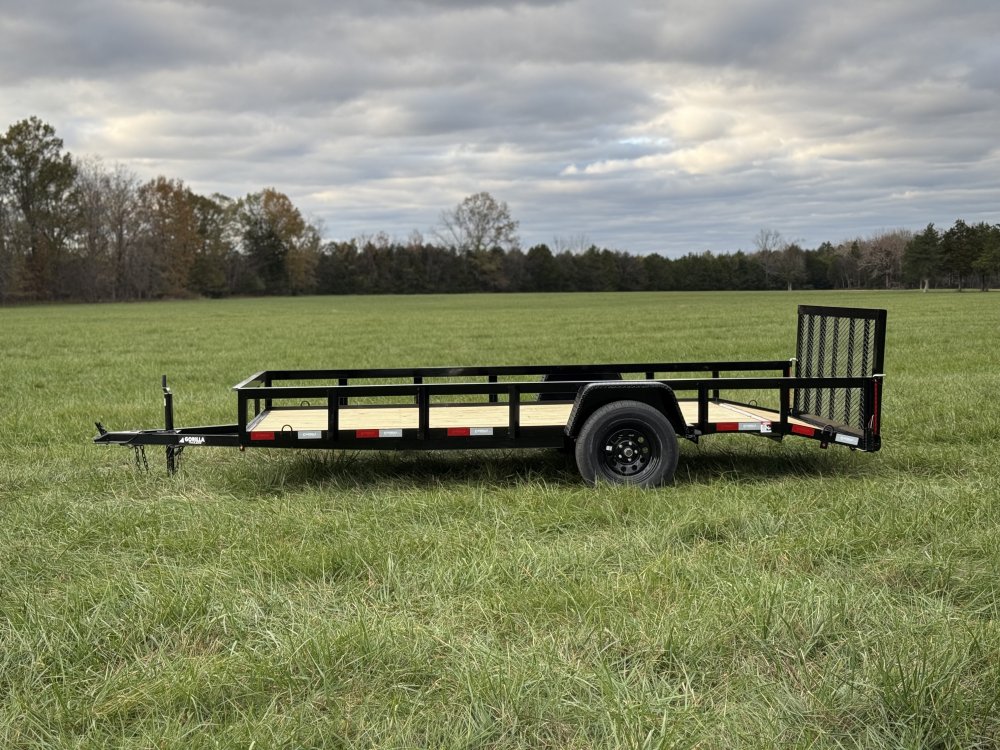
top-left (575, 400), bottom-right (678, 487)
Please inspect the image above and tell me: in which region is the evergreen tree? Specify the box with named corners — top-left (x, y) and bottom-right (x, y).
top-left (941, 219), bottom-right (978, 291)
top-left (971, 222), bottom-right (1000, 291)
top-left (903, 223), bottom-right (940, 292)
top-left (525, 244), bottom-right (559, 291)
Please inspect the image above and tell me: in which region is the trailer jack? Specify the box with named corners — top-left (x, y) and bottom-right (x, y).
top-left (162, 376), bottom-right (182, 474)
top-left (166, 444), bottom-right (183, 475)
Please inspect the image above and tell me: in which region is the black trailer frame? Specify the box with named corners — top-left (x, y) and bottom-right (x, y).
top-left (94, 305), bottom-right (887, 486)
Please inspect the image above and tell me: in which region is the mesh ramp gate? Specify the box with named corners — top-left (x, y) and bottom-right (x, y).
top-left (794, 305), bottom-right (887, 449)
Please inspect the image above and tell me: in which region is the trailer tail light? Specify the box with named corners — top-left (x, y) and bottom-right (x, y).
top-left (356, 429), bottom-right (403, 438)
top-left (250, 431), bottom-right (275, 441)
top-left (791, 424), bottom-right (815, 437)
top-left (716, 422), bottom-right (739, 432)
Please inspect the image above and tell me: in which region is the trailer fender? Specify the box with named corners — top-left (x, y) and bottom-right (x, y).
top-left (537, 370), bottom-right (622, 402)
top-left (564, 382), bottom-right (686, 439)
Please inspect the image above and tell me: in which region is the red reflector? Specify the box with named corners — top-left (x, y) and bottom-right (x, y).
top-left (447, 427), bottom-right (470, 437)
top-left (716, 422), bottom-right (739, 432)
top-left (356, 429), bottom-right (379, 438)
top-left (791, 424), bottom-right (815, 437)
top-left (250, 431), bottom-right (275, 441)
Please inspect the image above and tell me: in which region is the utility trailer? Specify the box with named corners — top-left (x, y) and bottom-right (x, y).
top-left (94, 305), bottom-right (887, 487)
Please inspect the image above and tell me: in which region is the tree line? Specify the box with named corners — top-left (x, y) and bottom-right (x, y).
top-left (2, 116), bottom-right (998, 304)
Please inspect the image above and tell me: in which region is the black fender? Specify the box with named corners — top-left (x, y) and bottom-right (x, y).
top-left (537, 370), bottom-right (622, 402)
top-left (564, 382), bottom-right (687, 439)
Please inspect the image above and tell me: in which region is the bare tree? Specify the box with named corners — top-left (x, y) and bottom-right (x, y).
top-left (753, 228), bottom-right (785, 287)
top-left (859, 229), bottom-right (911, 288)
top-left (753, 228), bottom-right (784, 252)
top-left (552, 233), bottom-right (592, 255)
top-left (435, 192), bottom-right (519, 253)
top-left (74, 158), bottom-right (140, 301)
top-left (752, 229), bottom-right (808, 290)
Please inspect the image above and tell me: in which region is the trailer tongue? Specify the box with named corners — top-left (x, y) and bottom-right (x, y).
top-left (94, 305), bottom-right (886, 487)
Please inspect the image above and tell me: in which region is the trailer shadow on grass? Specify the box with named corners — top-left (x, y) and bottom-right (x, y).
top-left (675, 442), bottom-right (880, 486)
top-left (222, 448), bottom-right (580, 494)
top-left (218, 437), bottom-right (880, 496)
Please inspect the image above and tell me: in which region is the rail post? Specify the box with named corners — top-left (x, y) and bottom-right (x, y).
top-left (163, 375), bottom-right (177, 475)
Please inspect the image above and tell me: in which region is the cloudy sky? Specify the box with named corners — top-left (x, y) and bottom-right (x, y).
top-left (2, 0), bottom-right (997, 255)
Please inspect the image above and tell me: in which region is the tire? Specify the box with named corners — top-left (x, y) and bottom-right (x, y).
top-left (575, 400), bottom-right (678, 487)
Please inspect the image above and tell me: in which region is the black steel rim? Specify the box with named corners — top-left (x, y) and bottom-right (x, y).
top-left (601, 424), bottom-right (659, 478)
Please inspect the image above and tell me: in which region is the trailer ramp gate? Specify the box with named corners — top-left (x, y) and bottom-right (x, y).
top-left (794, 305), bottom-right (886, 451)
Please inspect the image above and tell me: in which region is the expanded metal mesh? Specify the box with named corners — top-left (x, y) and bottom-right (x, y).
top-left (794, 309), bottom-right (881, 432)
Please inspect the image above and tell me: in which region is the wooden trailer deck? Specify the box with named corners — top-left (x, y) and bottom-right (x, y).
top-left (249, 400), bottom-right (814, 433)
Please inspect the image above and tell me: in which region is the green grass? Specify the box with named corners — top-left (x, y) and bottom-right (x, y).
top-left (1, 291), bottom-right (999, 748)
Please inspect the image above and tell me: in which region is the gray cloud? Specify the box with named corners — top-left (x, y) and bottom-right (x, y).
top-left (1, 0), bottom-right (997, 255)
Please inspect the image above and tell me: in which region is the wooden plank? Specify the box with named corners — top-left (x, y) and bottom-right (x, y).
top-left (702, 402), bottom-right (814, 427)
top-left (250, 399), bottom-right (813, 432)
top-left (252, 403), bottom-right (574, 432)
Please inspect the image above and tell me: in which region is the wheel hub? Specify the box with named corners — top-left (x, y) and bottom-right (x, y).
top-left (604, 428), bottom-right (653, 476)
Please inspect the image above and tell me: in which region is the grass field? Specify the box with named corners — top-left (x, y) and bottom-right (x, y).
top-left (1, 290), bottom-right (999, 748)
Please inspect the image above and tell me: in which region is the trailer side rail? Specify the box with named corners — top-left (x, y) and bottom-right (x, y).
top-left (233, 372), bottom-right (881, 452)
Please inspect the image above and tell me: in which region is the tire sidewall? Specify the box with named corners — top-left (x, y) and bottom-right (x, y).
top-left (575, 400), bottom-right (678, 487)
